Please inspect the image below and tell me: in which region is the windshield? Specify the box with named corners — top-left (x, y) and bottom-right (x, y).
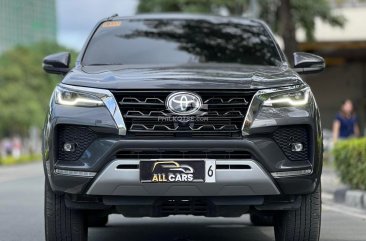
top-left (82, 19), bottom-right (283, 66)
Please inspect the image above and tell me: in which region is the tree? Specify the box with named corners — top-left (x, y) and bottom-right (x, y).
top-left (137, 0), bottom-right (345, 61)
top-left (261, 0), bottom-right (346, 61)
top-left (138, 0), bottom-right (250, 15)
top-left (0, 42), bottom-right (77, 137)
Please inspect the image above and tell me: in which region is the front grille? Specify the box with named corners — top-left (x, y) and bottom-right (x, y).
top-left (273, 126), bottom-right (310, 161)
top-left (155, 198), bottom-right (210, 216)
top-left (112, 91), bottom-right (256, 137)
top-left (57, 125), bottom-right (97, 161)
top-left (116, 150), bottom-right (252, 159)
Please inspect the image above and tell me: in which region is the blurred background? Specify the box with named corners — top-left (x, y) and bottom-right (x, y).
top-left (0, 0), bottom-right (365, 177)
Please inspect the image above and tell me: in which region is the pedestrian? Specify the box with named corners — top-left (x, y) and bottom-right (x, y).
top-left (12, 136), bottom-right (21, 159)
top-left (332, 99), bottom-right (360, 143)
top-left (4, 138), bottom-right (12, 156)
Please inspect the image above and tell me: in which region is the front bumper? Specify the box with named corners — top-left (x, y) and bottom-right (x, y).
top-left (45, 135), bottom-right (321, 196)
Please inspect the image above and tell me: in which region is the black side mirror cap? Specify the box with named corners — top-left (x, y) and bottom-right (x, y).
top-left (293, 52), bottom-right (325, 74)
top-left (43, 52), bottom-right (71, 75)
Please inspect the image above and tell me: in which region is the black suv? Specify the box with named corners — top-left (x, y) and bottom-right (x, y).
top-left (42, 14), bottom-right (324, 241)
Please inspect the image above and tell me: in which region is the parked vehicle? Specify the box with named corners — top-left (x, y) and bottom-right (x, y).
top-left (43, 14), bottom-right (324, 241)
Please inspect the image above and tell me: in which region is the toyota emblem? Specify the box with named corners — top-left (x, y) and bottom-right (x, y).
top-left (166, 92), bottom-right (202, 115)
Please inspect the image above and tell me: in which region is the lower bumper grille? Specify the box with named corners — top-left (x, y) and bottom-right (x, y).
top-left (116, 150), bottom-right (252, 160)
top-left (156, 198), bottom-right (210, 216)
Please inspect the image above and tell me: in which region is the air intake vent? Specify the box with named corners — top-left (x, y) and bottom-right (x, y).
top-left (155, 198), bottom-right (210, 216)
top-left (116, 150), bottom-right (251, 160)
top-left (273, 126), bottom-right (310, 161)
top-left (57, 125), bottom-right (97, 161)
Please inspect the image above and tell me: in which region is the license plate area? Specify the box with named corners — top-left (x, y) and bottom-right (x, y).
top-left (140, 160), bottom-right (216, 183)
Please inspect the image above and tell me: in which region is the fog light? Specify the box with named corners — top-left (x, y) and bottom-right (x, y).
top-left (291, 142), bottom-right (303, 152)
top-left (63, 143), bottom-right (76, 152)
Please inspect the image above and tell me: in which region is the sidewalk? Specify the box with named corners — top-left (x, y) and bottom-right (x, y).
top-left (321, 165), bottom-right (348, 194)
top-left (322, 165), bottom-right (366, 211)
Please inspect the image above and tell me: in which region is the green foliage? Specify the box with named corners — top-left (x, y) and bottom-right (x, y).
top-left (0, 154), bottom-right (42, 165)
top-left (289, 0), bottom-right (345, 41)
top-left (138, 0), bottom-right (249, 16)
top-left (334, 138), bottom-right (366, 190)
top-left (0, 42), bottom-right (77, 137)
top-left (137, 0), bottom-right (345, 42)
top-left (139, 0), bottom-right (242, 15)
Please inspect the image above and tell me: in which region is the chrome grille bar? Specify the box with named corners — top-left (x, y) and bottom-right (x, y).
top-left (112, 90), bottom-right (256, 137)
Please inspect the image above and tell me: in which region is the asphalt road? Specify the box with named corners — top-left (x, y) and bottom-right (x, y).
top-left (0, 163), bottom-right (366, 241)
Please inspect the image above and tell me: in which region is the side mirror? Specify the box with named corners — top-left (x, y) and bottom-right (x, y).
top-left (293, 52), bottom-right (325, 74)
top-left (43, 52), bottom-right (70, 75)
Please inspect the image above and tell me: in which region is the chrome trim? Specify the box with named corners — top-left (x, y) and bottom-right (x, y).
top-left (120, 96), bottom-right (249, 106)
top-left (102, 95), bottom-right (126, 135)
top-left (242, 90), bottom-right (262, 136)
top-left (54, 168), bottom-right (96, 178)
top-left (125, 110), bottom-right (244, 118)
top-left (271, 169), bottom-right (312, 178)
top-left (131, 124), bottom-right (179, 131)
top-left (86, 159), bottom-right (280, 196)
top-left (59, 84), bottom-right (127, 135)
top-left (204, 97), bottom-right (249, 105)
top-left (130, 124), bottom-right (238, 132)
top-left (120, 97), bottom-right (164, 104)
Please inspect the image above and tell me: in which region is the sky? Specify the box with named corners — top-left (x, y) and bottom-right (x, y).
top-left (56, 0), bottom-right (138, 50)
top-left (56, 0), bottom-right (366, 50)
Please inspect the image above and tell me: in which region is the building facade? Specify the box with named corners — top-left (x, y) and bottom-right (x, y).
top-left (297, 2), bottom-right (366, 132)
top-left (0, 0), bottom-right (57, 53)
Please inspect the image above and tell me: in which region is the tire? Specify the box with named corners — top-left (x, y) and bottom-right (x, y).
top-left (274, 184), bottom-right (321, 241)
top-left (44, 181), bottom-right (87, 241)
top-left (87, 214), bottom-right (108, 227)
top-left (250, 212), bottom-right (274, 226)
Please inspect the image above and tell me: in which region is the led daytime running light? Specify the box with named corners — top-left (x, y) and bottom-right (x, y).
top-left (263, 88), bottom-right (310, 107)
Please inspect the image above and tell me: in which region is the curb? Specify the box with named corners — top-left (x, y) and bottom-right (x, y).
top-left (333, 188), bottom-right (366, 210)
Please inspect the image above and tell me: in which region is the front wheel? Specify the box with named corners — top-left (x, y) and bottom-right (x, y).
top-left (44, 181), bottom-right (87, 241)
top-left (274, 184), bottom-right (321, 241)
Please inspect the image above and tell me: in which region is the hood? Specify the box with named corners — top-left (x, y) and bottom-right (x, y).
top-left (62, 64), bottom-right (303, 90)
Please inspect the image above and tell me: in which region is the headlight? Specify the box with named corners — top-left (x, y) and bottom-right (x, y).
top-left (53, 84), bottom-right (127, 135)
top-left (262, 87), bottom-right (310, 107)
top-left (55, 86), bottom-right (104, 107)
top-left (243, 85), bottom-right (314, 135)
